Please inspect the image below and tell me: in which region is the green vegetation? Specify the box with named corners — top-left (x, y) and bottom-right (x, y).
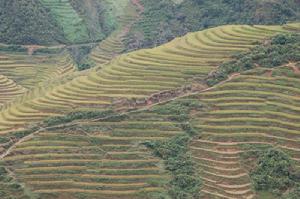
top-left (282, 186), bottom-right (300, 199)
top-left (0, 17), bottom-right (299, 199)
top-left (152, 100), bottom-right (202, 123)
top-left (43, 110), bottom-right (114, 127)
top-left (0, 166), bottom-right (33, 199)
top-left (39, 0), bottom-right (90, 43)
top-left (250, 149), bottom-right (297, 195)
top-left (0, 51), bottom-right (75, 89)
top-left (69, 0), bottom-right (110, 42)
top-left (191, 60), bottom-right (300, 198)
top-left (0, 45), bottom-right (27, 53)
top-left (128, 0), bottom-right (300, 49)
top-left (68, 45), bottom-right (96, 70)
top-left (0, 0), bottom-right (123, 45)
top-left (143, 100), bottom-right (202, 199)
top-left (144, 136), bottom-right (201, 199)
top-left (206, 33), bottom-right (300, 86)
top-left (0, 0), bottom-right (65, 44)
top-left (33, 47), bottom-right (64, 55)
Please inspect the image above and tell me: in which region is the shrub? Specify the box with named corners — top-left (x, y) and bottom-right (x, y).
top-left (144, 135), bottom-right (201, 199)
top-left (282, 185), bottom-right (300, 199)
top-left (152, 100), bottom-right (202, 122)
top-left (128, 0), bottom-right (300, 50)
top-left (206, 33), bottom-right (300, 86)
top-left (0, 0), bottom-right (66, 44)
top-left (250, 149), bottom-right (295, 194)
top-left (43, 110), bottom-right (114, 126)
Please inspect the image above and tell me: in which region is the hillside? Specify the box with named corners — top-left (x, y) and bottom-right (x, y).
top-left (0, 1), bottom-right (300, 198)
top-left (1, 0), bottom-right (299, 47)
top-left (127, 0), bottom-right (300, 49)
top-left (0, 22), bottom-right (299, 199)
top-left (0, 24), bottom-right (292, 133)
top-left (0, 0), bottom-right (129, 45)
top-left (0, 0), bottom-right (66, 44)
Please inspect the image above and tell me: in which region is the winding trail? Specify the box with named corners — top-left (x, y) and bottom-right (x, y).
top-left (0, 128), bottom-right (44, 159)
top-left (288, 62), bottom-right (300, 74)
top-left (0, 70), bottom-right (240, 160)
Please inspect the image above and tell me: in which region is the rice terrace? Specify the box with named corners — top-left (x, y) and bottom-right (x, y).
top-left (0, 0), bottom-right (300, 199)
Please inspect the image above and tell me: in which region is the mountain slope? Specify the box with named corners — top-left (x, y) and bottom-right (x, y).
top-left (128, 0), bottom-right (300, 49)
top-left (1, 62), bottom-right (299, 199)
top-left (190, 63), bottom-right (300, 198)
top-left (0, 51), bottom-right (76, 89)
top-left (39, 0), bottom-right (90, 43)
top-left (0, 21), bottom-right (299, 199)
top-left (0, 0), bottom-right (131, 45)
top-left (0, 24), bottom-right (292, 135)
top-left (0, 0), bottom-right (66, 44)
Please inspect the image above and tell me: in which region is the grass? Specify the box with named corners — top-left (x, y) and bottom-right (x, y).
top-left (0, 51), bottom-right (76, 90)
top-left (39, 0), bottom-right (89, 43)
top-left (189, 64), bottom-right (300, 198)
top-left (1, 98), bottom-right (202, 198)
top-left (0, 24), bottom-right (293, 135)
top-left (2, 109), bottom-right (184, 198)
top-left (257, 191), bottom-right (279, 199)
top-left (0, 23), bottom-right (299, 198)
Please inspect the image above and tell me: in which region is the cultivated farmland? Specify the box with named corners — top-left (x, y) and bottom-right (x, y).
top-left (0, 1), bottom-right (299, 196)
top-left (189, 64), bottom-right (300, 198)
top-left (2, 108), bottom-right (186, 198)
top-left (0, 51), bottom-right (75, 89)
top-left (0, 24), bottom-right (292, 135)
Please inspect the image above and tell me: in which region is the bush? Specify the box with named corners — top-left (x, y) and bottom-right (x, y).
top-left (43, 110), bottom-right (114, 126)
top-left (152, 100), bottom-right (202, 122)
top-left (128, 0), bottom-right (300, 50)
top-left (206, 33), bottom-right (300, 86)
top-left (144, 135), bottom-right (201, 199)
top-left (250, 149), bottom-right (295, 194)
top-left (282, 185), bottom-right (300, 199)
top-left (0, 0), bottom-right (66, 44)
top-left (0, 45), bottom-right (27, 52)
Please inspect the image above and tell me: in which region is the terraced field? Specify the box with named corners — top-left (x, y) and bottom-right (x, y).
top-left (2, 109), bottom-right (184, 198)
top-left (0, 22), bottom-right (299, 199)
top-left (89, 0), bottom-right (140, 66)
top-left (40, 0), bottom-right (89, 43)
top-left (189, 64), bottom-right (300, 199)
top-left (0, 75), bottom-right (27, 109)
top-left (0, 24), bottom-right (292, 134)
top-left (0, 51), bottom-right (76, 89)
top-left (3, 62), bottom-right (300, 198)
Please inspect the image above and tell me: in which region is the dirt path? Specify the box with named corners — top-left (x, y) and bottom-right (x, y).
top-left (0, 71), bottom-right (241, 160)
top-left (287, 62), bottom-right (300, 74)
top-left (131, 0), bottom-right (144, 14)
top-left (0, 128), bottom-right (44, 159)
top-left (4, 0), bottom-right (145, 57)
top-left (264, 69), bottom-right (273, 77)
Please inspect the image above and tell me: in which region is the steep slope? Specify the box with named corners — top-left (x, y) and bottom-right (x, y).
top-left (39, 0), bottom-right (90, 43)
top-left (0, 24), bottom-right (299, 199)
top-left (89, 0), bottom-right (140, 67)
top-left (0, 51), bottom-right (76, 89)
top-left (128, 0), bottom-right (300, 49)
top-left (0, 0), bottom-right (131, 45)
top-left (0, 24), bottom-right (293, 134)
top-left (0, 166), bottom-right (33, 199)
top-left (0, 75), bottom-right (27, 109)
top-left (2, 63), bottom-right (299, 199)
top-left (2, 110), bottom-right (181, 198)
top-left (0, 0), bottom-right (65, 44)
top-left (189, 64), bottom-right (300, 199)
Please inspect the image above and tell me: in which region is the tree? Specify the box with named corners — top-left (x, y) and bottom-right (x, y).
top-left (251, 149), bottom-right (295, 193)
